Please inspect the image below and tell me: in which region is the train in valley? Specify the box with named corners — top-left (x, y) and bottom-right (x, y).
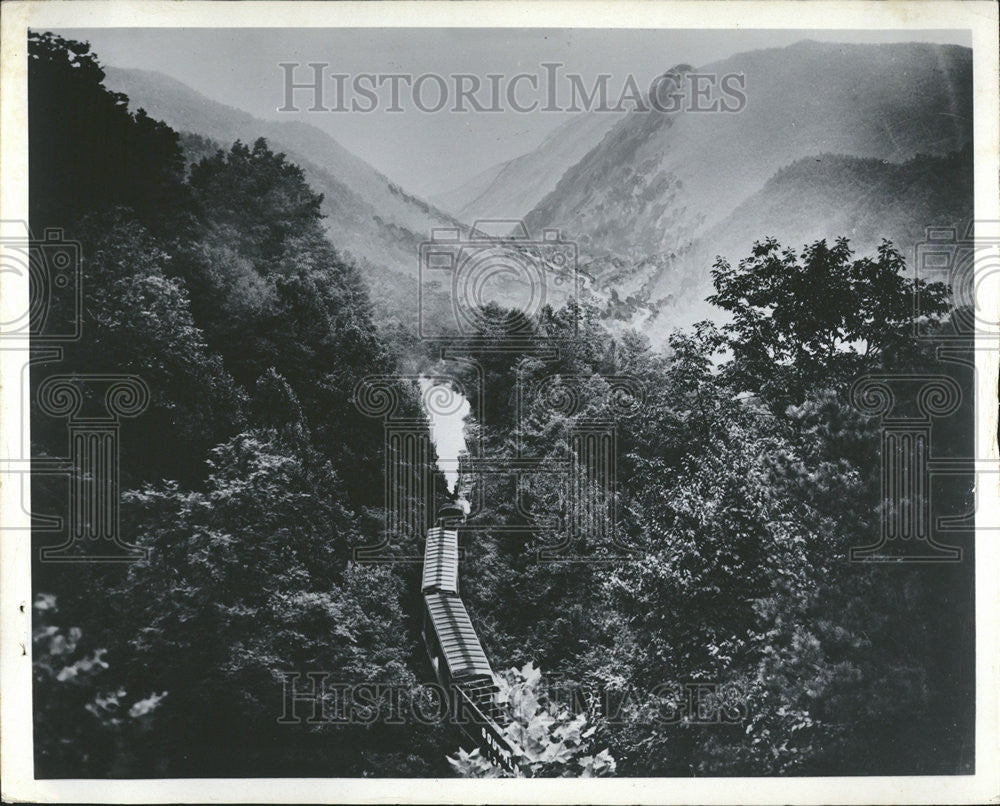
top-left (420, 502), bottom-right (520, 773)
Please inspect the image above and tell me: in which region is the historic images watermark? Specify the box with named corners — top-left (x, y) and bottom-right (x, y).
top-left (278, 62), bottom-right (747, 114)
top-left (277, 674), bottom-right (747, 727)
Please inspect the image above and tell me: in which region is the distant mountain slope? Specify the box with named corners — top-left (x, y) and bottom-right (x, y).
top-left (172, 130), bottom-right (442, 339)
top-left (103, 67), bottom-right (461, 281)
top-left (699, 144), bottom-right (974, 276)
top-left (524, 41), bottom-right (972, 261)
top-left (431, 111), bottom-right (624, 223)
top-left (603, 144), bottom-right (974, 337)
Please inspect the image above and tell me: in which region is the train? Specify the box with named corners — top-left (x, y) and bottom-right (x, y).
top-left (421, 502), bottom-right (520, 773)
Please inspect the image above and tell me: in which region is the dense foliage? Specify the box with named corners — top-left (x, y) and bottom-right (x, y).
top-left (30, 32), bottom-right (974, 779)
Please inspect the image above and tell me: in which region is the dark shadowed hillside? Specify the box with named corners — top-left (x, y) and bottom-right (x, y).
top-left (104, 66), bottom-right (472, 335)
top-left (702, 145), bottom-right (974, 277)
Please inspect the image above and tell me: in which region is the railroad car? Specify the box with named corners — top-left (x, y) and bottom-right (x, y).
top-left (421, 503), bottom-right (519, 773)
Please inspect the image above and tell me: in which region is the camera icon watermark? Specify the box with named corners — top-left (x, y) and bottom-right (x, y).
top-left (418, 220), bottom-right (579, 342)
top-left (0, 220), bottom-right (82, 342)
top-left (914, 221), bottom-right (1000, 339)
top-left (1, 220), bottom-right (152, 562)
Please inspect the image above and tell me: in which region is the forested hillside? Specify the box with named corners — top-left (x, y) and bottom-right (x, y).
top-left (102, 65), bottom-right (463, 334)
top-left (620, 145), bottom-right (976, 332)
top-left (30, 32), bottom-right (974, 779)
top-left (30, 32), bottom-right (446, 776)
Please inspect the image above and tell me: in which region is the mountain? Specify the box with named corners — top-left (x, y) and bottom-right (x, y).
top-left (609, 144), bottom-right (974, 335)
top-left (103, 66), bottom-right (461, 286)
top-left (524, 41), bottom-right (971, 260)
top-left (431, 111), bottom-right (624, 223)
top-left (506, 40), bottom-right (972, 334)
top-left (103, 41), bottom-right (975, 341)
top-left (698, 145), bottom-right (974, 280)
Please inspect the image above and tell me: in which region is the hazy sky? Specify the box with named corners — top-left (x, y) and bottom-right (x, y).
top-left (56, 27), bottom-right (972, 198)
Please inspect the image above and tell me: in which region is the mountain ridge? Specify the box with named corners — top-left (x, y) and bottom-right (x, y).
top-left (103, 66), bottom-right (463, 279)
top-left (524, 41), bottom-right (972, 259)
top-left (103, 41), bottom-right (974, 340)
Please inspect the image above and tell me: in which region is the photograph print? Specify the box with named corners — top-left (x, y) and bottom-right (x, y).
top-left (1, 1), bottom-right (998, 803)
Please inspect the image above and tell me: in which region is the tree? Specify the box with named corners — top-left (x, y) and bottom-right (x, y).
top-left (28, 31), bottom-right (190, 234)
top-left (708, 238), bottom-right (949, 409)
top-left (55, 211), bottom-right (243, 484)
top-left (108, 423), bottom-right (435, 775)
top-left (601, 357), bottom-right (817, 774)
top-left (33, 593), bottom-right (166, 777)
top-left (588, 293), bottom-right (971, 775)
top-left (175, 139), bottom-right (401, 510)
